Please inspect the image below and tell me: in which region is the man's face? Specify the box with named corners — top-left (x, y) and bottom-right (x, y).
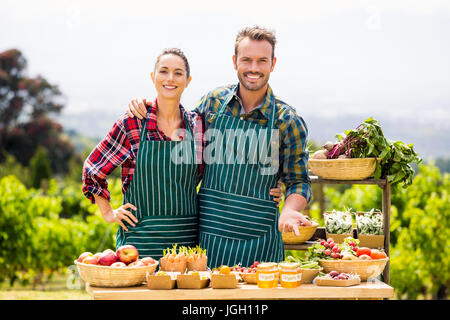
top-left (233, 37), bottom-right (276, 92)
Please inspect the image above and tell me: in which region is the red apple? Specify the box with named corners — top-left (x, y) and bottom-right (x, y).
top-left (127, 260), bottom-right (145, 267)
top-left (140, 257), bottom-right (156, 266)
top-left (93, 252), bottom-right (102, 259)
top-left (116, 245), bottom-right (139, 264)
top-left (82, 255), bottom-right (99, 265)
top-left (111, 262), bottom-right (127, 268)
top-left (77, 252), bottom-right (93, 262)
top-left (98, 250), bottom-right (118, 266)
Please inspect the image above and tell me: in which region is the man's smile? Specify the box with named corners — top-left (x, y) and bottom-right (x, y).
top-left (244, 72), bottom-right (263, 81)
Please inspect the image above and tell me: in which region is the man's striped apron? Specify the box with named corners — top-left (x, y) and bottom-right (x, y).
top-left (116, 114), bottom-right (199, 259)
top-left (198, 94), bottom-right (284, 268)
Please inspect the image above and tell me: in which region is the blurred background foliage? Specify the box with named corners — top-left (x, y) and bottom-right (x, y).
top-left (0, 48), bottom-right (449, 299)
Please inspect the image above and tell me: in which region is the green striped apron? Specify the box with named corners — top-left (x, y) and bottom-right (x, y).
top-left (199, 94), bottom-right (284, 268)
top-left (116, 113), bottom-right (199, 260)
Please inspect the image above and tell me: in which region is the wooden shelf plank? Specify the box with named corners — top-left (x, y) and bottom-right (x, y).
top-left (284, 241), bottom-right (320, 251)
top-left (86, 280), bottom-right (394, 300)
top-left (309, 175), bottom-right (387, 187)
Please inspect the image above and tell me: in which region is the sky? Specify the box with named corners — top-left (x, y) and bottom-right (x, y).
top-left (2, 0), bottom-right (450, 156)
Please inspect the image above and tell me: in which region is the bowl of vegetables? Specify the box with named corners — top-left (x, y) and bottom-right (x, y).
top-left (305, 237), bottom-right (388, 281)
top-left (309, 118), bottom-right (422, 187)
top-left (285, 256), bottom-right (322, 284)
top-left (282, 220), bottom-right (319, 245)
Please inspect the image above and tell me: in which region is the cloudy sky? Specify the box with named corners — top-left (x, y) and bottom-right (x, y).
top-left (2, 0), bottom-right (450, 153)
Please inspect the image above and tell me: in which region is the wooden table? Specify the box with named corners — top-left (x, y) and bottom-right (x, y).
top-left (86, 280), bottom-right (394, 300)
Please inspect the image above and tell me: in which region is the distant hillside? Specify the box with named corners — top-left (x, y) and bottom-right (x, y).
top-left (65, 129), bottom-right (99, 154)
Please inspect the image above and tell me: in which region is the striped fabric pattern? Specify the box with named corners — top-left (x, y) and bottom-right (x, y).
top-left (198, 95), bottom-right (284, 268)
top-left (116, 116), bottom-right (199, 260)
top-left (194, 84), bottom-right (312, 203)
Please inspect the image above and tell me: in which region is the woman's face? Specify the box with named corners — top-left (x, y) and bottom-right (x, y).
top-left (151, 54), bottom-right (191, 101)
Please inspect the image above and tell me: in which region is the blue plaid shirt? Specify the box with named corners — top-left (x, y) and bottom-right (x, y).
top-left (194, 83), bottom-right (312, 203)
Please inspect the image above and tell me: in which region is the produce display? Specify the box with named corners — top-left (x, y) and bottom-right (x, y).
top-left (315, 271), bottom-right (361, 287)
top-left (321, 271), bottom-right (359, 281)
top-left (76, 245), bottom-right (156, 268)
top-left (187, 245), bottom-right (208, 271)
top-left (285, 255), bottom-right (321, 269)
top-left (325, 210), bottom-right (353, 235)
top-left (305, 236), bottom-right (387, 262)
top-left (311, 117), bottom-right (422, 188)
top-left (76, 238), bottom-right (389, 289)
top-left (356, 209), bottom-right (383, 235)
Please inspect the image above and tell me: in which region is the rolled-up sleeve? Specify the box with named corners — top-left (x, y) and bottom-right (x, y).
top-left (82, 115), bottom-right (132, 204)
top-left (279, 113), bottom-right (312, 203)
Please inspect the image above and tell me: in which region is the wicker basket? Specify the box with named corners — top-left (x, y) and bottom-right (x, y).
top-left (299, 267), bottom-right (323, 284)
top-left (240, 272), bottom-right (257, 284)
top-left (282, 222), bottom-right (319, 244)
top-left (309, 158), bottom-right (379, 180)
top-left (318, 258), bottom-right (388, 281)
top-left (75, 260), bottom-right (158, 287)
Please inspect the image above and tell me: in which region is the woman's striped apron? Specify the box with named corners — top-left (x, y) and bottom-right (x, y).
top-left (198, 95), bottom-right (284, 268)
top-left (116, 114), bottom-right (199, 259)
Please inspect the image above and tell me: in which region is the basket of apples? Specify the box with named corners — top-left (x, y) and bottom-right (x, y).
top-left (75, 245), bottom-right (158, 287)
top-left (306, 237), bottom-right (388, 281)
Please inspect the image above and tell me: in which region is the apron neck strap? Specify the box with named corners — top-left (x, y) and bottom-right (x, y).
top-left (139, 108), bottom-right (193, 141)
top-left (218, 91), bottom-right (277, 129)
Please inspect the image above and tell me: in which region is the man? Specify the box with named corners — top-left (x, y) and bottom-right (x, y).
top-left (127, 26), bottom-right (311, 267)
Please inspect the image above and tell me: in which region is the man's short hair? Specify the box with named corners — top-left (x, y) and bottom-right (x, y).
top-left (234, 25), bottom-right (277, 60)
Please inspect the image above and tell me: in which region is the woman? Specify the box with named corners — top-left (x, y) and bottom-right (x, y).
top-left (82, 48), bottom-right (281, 259)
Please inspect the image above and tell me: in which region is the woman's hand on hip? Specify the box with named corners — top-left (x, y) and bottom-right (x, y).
top-left (270, 180), bottom-right (283, 207)
top-left (106, 203), bottom-right (138, 232)
top-left (127, 97), bottom-right (151, 119)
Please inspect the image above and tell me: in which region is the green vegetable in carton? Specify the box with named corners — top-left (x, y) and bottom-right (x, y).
top-left (357, 209), bottom-right (383, 235)
top-left (325, 209), bottom-right (353, 234)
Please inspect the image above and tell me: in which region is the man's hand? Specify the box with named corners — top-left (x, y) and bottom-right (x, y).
top-left (278, 207), bottom-right (311, 236)
top-left (278, 193), bottom-right (310, 236)
top-left (127, 97), bottom-right (151, 119)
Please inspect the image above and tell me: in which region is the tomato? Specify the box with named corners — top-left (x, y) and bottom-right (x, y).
top-left (370, 250), bottom-right (387, 260)
top-left (356, 247), bottom-right (371, 257)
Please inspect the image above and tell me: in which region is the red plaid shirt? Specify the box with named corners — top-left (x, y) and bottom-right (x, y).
top-left (82, 99), bottom-right (203, 204)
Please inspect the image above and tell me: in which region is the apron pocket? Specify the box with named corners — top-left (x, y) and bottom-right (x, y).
top-left (198, 188), bottom-right (277, 241)
top-left (121, 215), bottom-right (198, 258)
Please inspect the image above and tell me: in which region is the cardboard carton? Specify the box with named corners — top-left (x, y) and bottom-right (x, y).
top-left (146, 272), bottom-right (178, 289)
top-left (176, 273), bottom-right (210, 289)
top-left (210, 273), bottom-right (238, 289)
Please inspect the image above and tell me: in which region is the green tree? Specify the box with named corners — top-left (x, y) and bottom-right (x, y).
top-left (29, 146), bottom-right (51, 189)
top-left (0, 48), bottom-right (74, 175)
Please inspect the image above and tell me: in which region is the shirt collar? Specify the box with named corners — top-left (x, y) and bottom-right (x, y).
top-left (146, 98), bottom-right (187, 132)
top-left (229, 83), bottom-right (275, 120)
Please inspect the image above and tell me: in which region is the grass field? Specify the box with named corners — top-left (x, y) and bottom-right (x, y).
top-left (0, 272), bottom-right (91, 300)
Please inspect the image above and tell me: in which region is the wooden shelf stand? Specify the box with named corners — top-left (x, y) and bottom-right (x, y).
top-left (284, 175), bottom-right (391, 284)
